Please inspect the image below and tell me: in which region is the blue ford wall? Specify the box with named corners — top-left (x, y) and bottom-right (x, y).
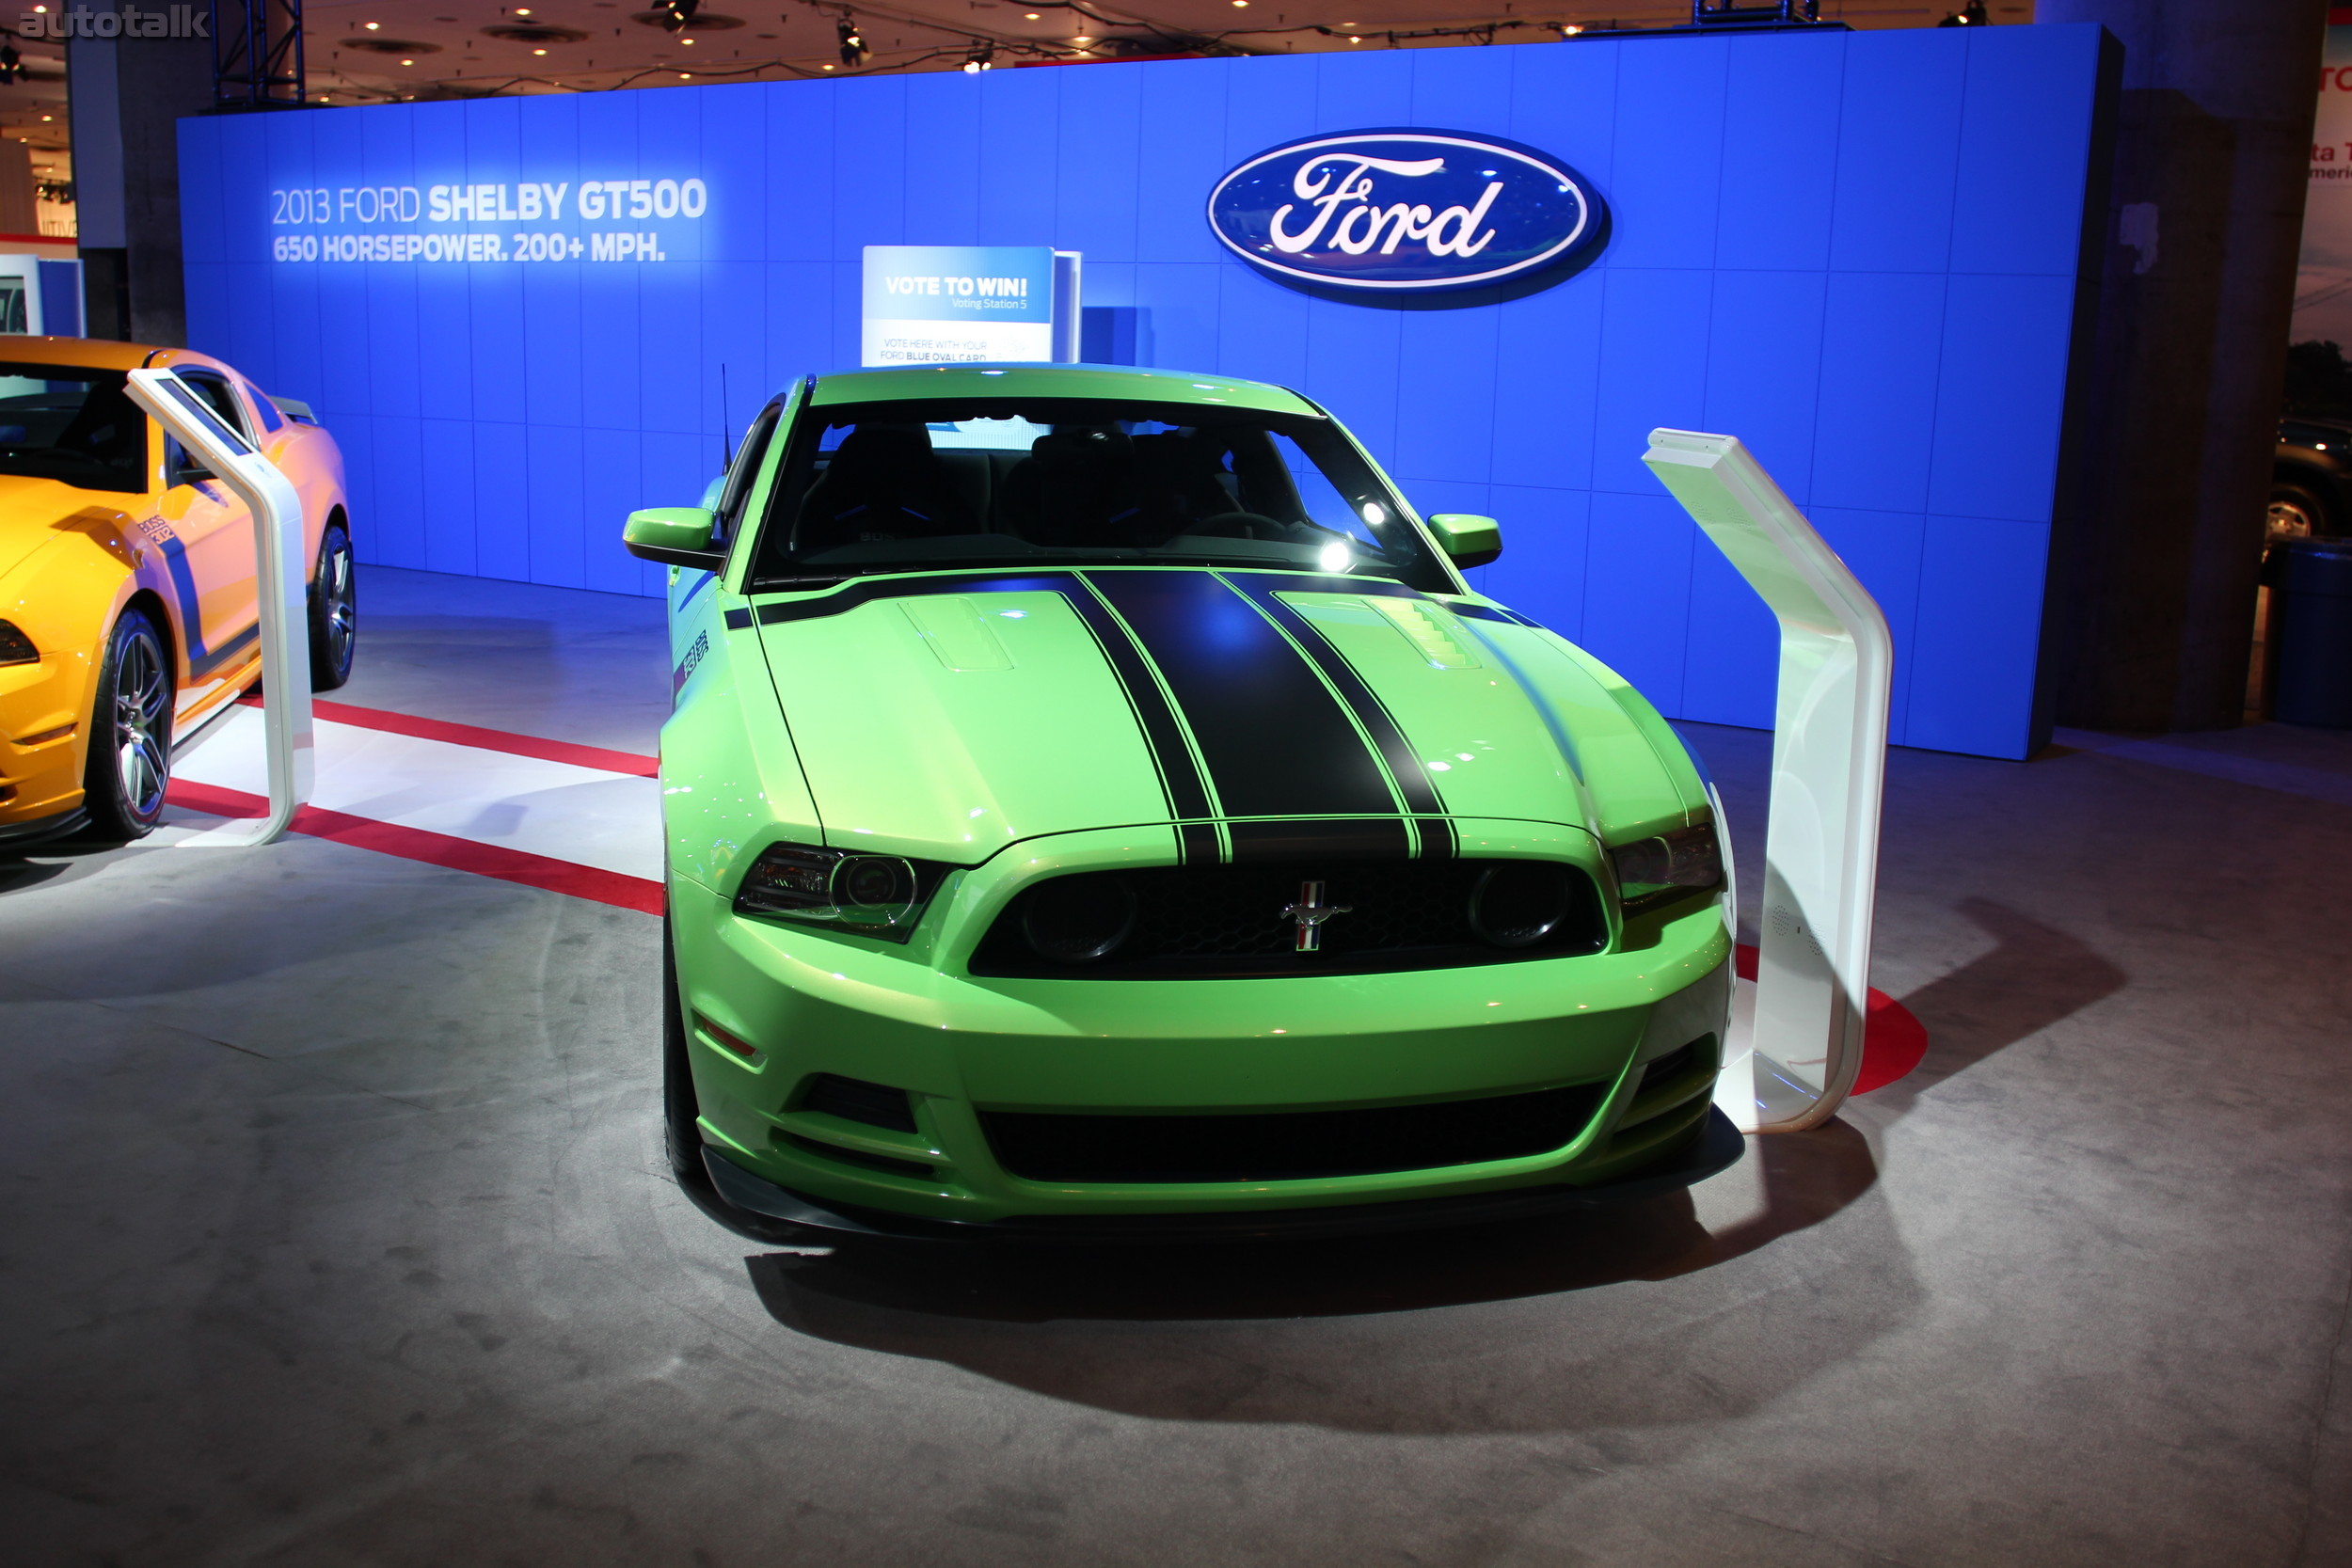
top-left (180, 24), bottom-right (2106, 759)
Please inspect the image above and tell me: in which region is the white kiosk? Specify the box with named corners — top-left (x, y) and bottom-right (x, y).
top-left (1643, 430), bottom-right (1894, 1135)
top-left (123, 367), bottom-right (313, 847)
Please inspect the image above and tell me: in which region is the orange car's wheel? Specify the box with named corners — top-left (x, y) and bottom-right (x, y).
top-left (308, 522), bottom-right (357, 691)
top-left (83, 608), bottom-right (173, 840)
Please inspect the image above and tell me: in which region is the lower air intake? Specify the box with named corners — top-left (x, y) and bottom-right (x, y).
top-left (979, 1083), bottom-right (1606, 1183)
top-left (800, 1073), bottom-right (918, 1132)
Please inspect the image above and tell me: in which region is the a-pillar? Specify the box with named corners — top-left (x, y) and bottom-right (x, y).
top-left (2038, 1), bottom-right (2329, 732)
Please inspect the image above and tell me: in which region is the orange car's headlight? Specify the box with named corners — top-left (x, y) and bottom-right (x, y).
top-left (0, 621), bottom-right (36, 666)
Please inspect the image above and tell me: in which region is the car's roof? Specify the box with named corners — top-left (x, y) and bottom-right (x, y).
top-left (0, 337), bottom-right (234, 376)
top-left (808, 363), bottom-right (1321, 418)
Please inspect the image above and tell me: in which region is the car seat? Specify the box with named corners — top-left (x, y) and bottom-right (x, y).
top-left (794, 424), bottom-right (967, 552)
top-left (999, 425), bottom-right (1151, 546)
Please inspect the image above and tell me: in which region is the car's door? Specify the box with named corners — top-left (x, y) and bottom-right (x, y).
top-left (154, 368), bottom-right (261, 697)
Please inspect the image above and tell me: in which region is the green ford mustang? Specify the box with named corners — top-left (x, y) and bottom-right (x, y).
top-left (625, 363), bottom-right (1740, 1240)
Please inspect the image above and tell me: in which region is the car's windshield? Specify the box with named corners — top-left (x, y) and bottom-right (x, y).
top-left (0, 363), bottom-right (147, 494)
top-left (746, 396), bottom-right (1451, 593)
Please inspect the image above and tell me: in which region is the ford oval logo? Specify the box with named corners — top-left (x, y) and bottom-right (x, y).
top-left (1206, 128), bottom-right (1604, 294)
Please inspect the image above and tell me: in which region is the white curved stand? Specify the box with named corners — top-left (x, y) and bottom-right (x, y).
top-left (1643, 430), bottom-right (1892, 1134)
top-left (124, 368), bottom-right (312, 847)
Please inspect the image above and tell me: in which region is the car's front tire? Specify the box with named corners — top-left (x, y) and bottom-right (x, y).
top-left (82, 608), bottom-right (173, 840)
top-left (308, 521), bottom-right (357, 690)
top-left (662, 916), bottom-right (705, 1181)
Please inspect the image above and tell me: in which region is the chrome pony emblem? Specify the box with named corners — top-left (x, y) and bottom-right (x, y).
top-left (1281, 879), bottom-right (1354, 953)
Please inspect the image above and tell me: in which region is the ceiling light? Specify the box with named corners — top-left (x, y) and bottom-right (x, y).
top-left (533, 46), bottom-right (547, 54)
top-left (682, 36), bottom-right (694, 43)
top-left (679, 71), bottom-right (691, 77)
top-left (1231, 1), bottom-right (1247, 8)
top-left (1348, 33), bottom-right (1360, 40)
top-left (364, 20), bottom-right (380, 28)
top-left (401, 57), bottom-right (414, 64)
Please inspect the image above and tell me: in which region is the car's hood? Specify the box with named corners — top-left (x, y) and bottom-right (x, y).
top-left (754, 569), bottom-right (1699, 863)
top-left (0, 474), bottom-right (122, 581)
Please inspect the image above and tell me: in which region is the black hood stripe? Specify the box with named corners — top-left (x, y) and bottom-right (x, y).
top-left (1223, 574), bottom-right (1449, 822)
top-left (1226, 817), bottom-right (1411, 863)
top-left (1083, 571), bottom-right (1399, 822)
top-left (1057, 584), bottom-right (1216, 836)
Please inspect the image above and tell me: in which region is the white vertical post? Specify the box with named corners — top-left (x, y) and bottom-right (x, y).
top-left (124, 367), bottom-right (313, 847)
top-left (1642, 430), bottom-right (1893, 1134)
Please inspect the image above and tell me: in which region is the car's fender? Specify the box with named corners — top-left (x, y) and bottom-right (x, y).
top-left (661, 568), bottom-right (824, 895)
top-left (0, 511), bottom-right (162, 820)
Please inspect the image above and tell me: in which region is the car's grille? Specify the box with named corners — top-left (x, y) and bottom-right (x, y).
top-left (979, 1084), bottom-right (1608, 1183)
top-left (967, 857), bottom-right (1608, 979)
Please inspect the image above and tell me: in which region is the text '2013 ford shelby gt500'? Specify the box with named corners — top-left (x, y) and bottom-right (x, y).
top-left (628, 363), bottom-right (1739, 1241)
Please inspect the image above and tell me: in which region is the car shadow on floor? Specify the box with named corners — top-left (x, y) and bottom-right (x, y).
top-left (739, 1118), bottom-right (1878, 1328)
top-left (0, 831), bottom-right (149, 897)
top-left (733, 1121), bottom-right (1915, 1434)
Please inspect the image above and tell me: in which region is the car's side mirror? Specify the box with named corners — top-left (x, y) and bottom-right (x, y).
top-left (623, 506), bottom-right (725, 571)
top-left (1427, 513), bottom-right (1502, 569)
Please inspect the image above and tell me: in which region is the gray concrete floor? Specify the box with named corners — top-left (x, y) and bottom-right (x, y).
top-left (3, 566), bottom-right (2348, 1567)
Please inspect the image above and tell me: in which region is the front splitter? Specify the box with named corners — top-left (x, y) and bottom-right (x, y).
top-left (700, 1106), bottom-right (1745, 1245)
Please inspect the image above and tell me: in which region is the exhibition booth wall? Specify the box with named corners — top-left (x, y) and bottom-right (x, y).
top-left (177, 23), bottom-right (2107, 759)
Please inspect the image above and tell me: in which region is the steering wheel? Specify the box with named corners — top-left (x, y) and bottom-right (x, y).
top-left (1191, 511), bottom-right (1287, 541)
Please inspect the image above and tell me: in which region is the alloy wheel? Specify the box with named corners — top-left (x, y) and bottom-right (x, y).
top-left (321, 538), bottom-right (356, 670)
top-left (113, 623), bottom-right (170, 818)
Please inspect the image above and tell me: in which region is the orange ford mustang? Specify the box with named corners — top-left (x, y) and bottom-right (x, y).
top-left (0, 338), bottom-right (354, 846)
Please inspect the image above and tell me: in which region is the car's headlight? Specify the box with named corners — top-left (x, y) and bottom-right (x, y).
top-left (0, 620), bottom-right (36, 666)
top-left (1608, 820), bottom-right (1724, 915)
top-left (733, 842), bottom-right (955, 942)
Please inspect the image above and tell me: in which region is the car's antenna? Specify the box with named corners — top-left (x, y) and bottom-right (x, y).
top-left (719, 364), bottom-right (734, 470)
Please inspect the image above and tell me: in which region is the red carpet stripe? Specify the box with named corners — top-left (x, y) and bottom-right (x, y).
top-left (165, 778), bottom-right (665, 915)
top-left (236, 695), bottom-right (660, 777)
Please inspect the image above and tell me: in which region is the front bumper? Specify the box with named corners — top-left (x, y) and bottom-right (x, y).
top-left (671, 844), bottom-right (1735, 1227)
top-left (702, 1105), bottom-right (1744, 1243)
top-left (1, 654), bottom-right (87, 830)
